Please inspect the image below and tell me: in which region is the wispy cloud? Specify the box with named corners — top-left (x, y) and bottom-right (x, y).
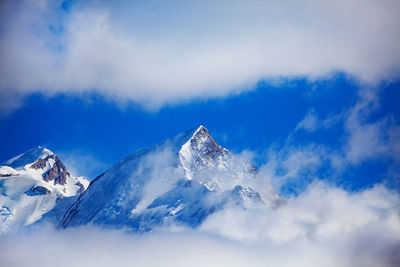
top-left (56, 149), bottom-right (109, 180)
top-left (295, 109), bottom-right (343, 133)
top-left (295, 109), bottom-right (319, 132)
top-left (1, 0), bottom-right (400, 112)
top-left (241, 85), bottom-right (400, 193)
top-left (343, 88), bottom-right (399, 165)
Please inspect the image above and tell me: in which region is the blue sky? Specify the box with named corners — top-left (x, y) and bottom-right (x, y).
top-left (1, 74), bottom-right (399, 196)
top-left (0, 0), bottom-right (399, 196)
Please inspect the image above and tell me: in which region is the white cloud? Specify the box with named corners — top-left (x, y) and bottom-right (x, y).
top-left (201, 182), bottom-right (400, 243)
top-left (1, 182), bottom-right (399, 267)
top-left (1, 0), bottom-right (400, 112)
top-left (295, 109), bottom-right (346, 133)
top-left (289, 86), bottom-right (400, 170)
top-left (254, 143), bottom-right (334, 194)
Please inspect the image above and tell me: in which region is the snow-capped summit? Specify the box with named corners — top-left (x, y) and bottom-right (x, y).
top-left (1, 146), bottom-right (88, 195)
top-left (179, 125), bottom-right (257, 192)
top-left (4, 146), bottom-right (53, 169)
top-left (59, 126), bottom-right (280, 231)
top-left (0, 147), bottom-right (89, 233)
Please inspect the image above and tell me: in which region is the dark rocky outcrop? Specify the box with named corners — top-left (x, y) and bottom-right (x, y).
top-left (75, 182), bottom-right (85, 195)
top-left (30, 155), bottom-right (70, 186)
top-left (190, 126), bottom-right (226, 160)
top-left (25, 185), bottom-right (51, 196)
top-left (30, 156), bottom-right (49, 170)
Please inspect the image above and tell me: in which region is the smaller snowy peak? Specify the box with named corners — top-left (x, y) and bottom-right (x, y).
top-left (0, 147), bottom-right (90, 233)
top-left (1, 146), bottom-right (89, 195)
top-left (4, 146), bottom-right (54, 169)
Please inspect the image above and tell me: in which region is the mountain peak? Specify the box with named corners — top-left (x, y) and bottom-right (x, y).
top-left (180, 126), bottom-right (225, 172)
top-left (186, 125), bottom-right (217, 146)
top-left (57, 126), bottom-right (280, 231)
top-left (0, 146), bottom-right (90, 232)
top-left (178, 126), bottom-right (256, 192)
top-left (4, 146), bottom-right (54, 169)
top-left (193, 125), bottom-right (207, 134)
top-left (182, 125), bottom-right (210, 142)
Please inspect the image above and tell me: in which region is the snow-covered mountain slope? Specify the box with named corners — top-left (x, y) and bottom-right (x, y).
top-left (0, 147), bottom-right (89, 233)
top-left (59, 126), bottom-right (281, 231)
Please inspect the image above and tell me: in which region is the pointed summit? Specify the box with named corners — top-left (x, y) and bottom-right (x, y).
top-left (184, 125), bottom-right (224, 156)
top-left (179, 126), bottom-right (254, 191)
top-left (189, 125), bottom-right (211, 138)
top-left (179, 126), bottom-right (228, 187)
top-left (187, 126), bottom-right (221, 150)
top-left (192, 125), bottom-right (208, 135)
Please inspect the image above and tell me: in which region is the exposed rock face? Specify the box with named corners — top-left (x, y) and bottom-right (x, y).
top-left (189, 126), bottom-right (226, 161)
top-left (185, 127), bottom-right (258, 175)
top-left (25, 186), bottom-right (51, 196)
top-left (30, 154), bottom-right (70, 186)
top-left (179, 126), bottom-right (259, 191)
top-left (30, 156), bottom-right (49, 170)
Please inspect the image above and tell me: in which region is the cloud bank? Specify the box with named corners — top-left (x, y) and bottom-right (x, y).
top-left (1, 182), bottom-right (399, 267)
top-left (1, 0), bottom-right (400, 111)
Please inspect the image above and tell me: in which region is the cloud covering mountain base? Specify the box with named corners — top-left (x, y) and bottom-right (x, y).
top-left (1, 182), bottom-right (399, 267)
